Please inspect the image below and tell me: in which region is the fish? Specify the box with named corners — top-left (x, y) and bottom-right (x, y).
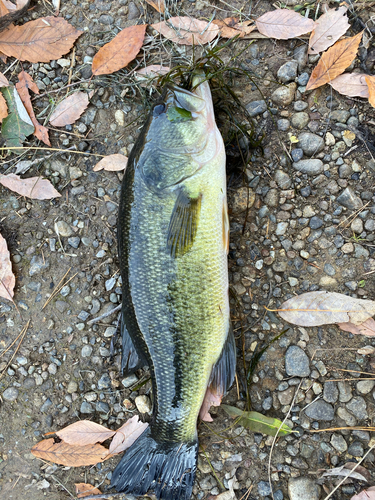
top-left (111, 71), bottom-right (236, 500)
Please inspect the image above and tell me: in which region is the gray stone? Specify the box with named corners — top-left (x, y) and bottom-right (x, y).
top-left (348, 441), bottom-right (364, 457)
top-left (351, 218), bottom-right (363, 233)
top-left (277, 119), bottom-right (290, 131)
top-left (40, 398), bottom-right (52, 413)
top-left (338, 381), bottom-right (352, 402)
top-left (271, 83), bottom-right (297, 106)
top-left (337, 407), bottom-right (357, 426)
top-left (323, 381), bottom-right (338, 403)
top-left (96, 401), bottom-right (110, 413)
top-left (127, 2), bottom-right (140, 20)
top-left (277, 61), bottom-right (298, 83)
top-left (285, 345), bottom-right (310, 377)
top-left (258, 481), bottom-right (272, 497)
top-left (29, 255), bottom-right (50, 276)
top-left (331, 110), bottom-right (350, 122)
top-left (337, 187), bottom-right (363, 209)
top-left (67, 381), bottom-right (78, 393)
top-left (294, 46), bottom-right (308, 71)
top-left (354, 244), bottom-right (369, 259)
top-left (80, 401), bottom-right (94, 414)
top-left (291, 112), bottom-right (309, 129)
top-left (298, 133), bottom-right (324, 156)
top-left (23, 377), bottom-right (35, 389)
top-left (291, 148), bottom-right (303, 162)
top-left (288, 477), bottom-right (320, 500)
top-left (309, 216), bottom-right (323, 229)
top-left (346, 396), bottom-right (368, 420)
top-left (294, 100), bottom-right (308, 111)
top-left (246, 100), bottom-right (267, 117)
top-left (55, 300), bottom-right (68, 312)
top-left (304, 400), bottom-right (334, 421)
top-left (81, 345), bottom-right (93, 357)
top-left (55, 220), bottom-right (73, 237)
top-left (357, 379), bottom-right (375, 395)
top-left (331, 434), bottom-right (347, 452)
top-left (121, 374), bottom-right (138, 388)
top-left (2, 387), bottom-right (19, 401)
top-left (16, 356), bottom-right (28, 365)
top-left (264, 188), bottom-right (279, 207)
top-left (339, 164), bottom-right (352, 178)
top-left (68, 236), bottom-right (80, 249)
top-left (293, 159), bottom-right (323, 175)
top-left (98, 373), bottom-right (111, 389)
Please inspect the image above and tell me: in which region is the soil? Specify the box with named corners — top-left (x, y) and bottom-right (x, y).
top-left (0, 1), bottom-right (375, 500)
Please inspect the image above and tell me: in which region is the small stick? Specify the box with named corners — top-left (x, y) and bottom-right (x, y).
top-left (83, 494), bottom-right (130, 500)
top-left (0, 328), bottom-right (25, 358)
top-left (0, 146), bottom-right (105, 157)
top-left (310, 426), bottom-right (375, 433)
top-left (0, 320), bottom-right (30, 382)
top-left (41, 267), bottom-right (71, 310)
top-left (87, 303), bottom-right (122, 325)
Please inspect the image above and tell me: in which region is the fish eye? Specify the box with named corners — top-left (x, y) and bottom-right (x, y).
top-left (153, 104), bottom-right (166, 116)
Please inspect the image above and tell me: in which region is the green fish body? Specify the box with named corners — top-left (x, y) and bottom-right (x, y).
top-left (111, 73), bottom-right (236, 500)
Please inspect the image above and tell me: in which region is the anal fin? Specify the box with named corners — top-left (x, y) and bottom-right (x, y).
top-left (121, 311), bottom-right (148, 375)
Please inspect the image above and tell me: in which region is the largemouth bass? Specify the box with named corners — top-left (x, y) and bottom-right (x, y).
top-left (111, 72), bottom-right (236, 500)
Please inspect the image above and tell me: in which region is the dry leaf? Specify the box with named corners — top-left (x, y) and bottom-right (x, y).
top-left (338, 318), bottom-right (375, 337)
top-left (255, 9), bottom-right (315, 40)
top-left (75, 483), bottom-right (102, 498)
top-left (214, 17), bottom-right (255, 39)
top-left (0, 173), bottom-right (61, 199)
top-left (93, 154), bottom-right (128, 172)
top-left (0, 232), bottom-right (15, 302)
top-left (278, 291), bottom-right (375, 327)
top-left (92, 24), bottom-right (146, 76)
top-left (329, 73), bottom-right (369, 98)
top-left (135, 65), bottom-right (170, 86)
top-left (306, 32), bottom-right (363, 91)
top-left (0, 71), bottom-right (9, 86)
top-left (0, 0), bottom-right (9, 16)
top-left (321, 462), bottom-right (370, 482)
top-left (49, 92), bottom-right (89, 127)
top-left (109, 415), bottom-right (148, 455)
top-left (0, 92), bottom-right (7, 122)
top-left (31, 438), bottom-right (109, 466)
top-left (308, 6), bottom-right (349, 55)
top-left (145, 0), bottom-right (165, 14)
top-left (0, 16), bottom-right (82, 63)
top-left (351, 486), bottom-right (375, 500)
top-left (16, 71), bottom-right (51, 146)
top-left (152, 16), bottom-right (219, 45)
top-left (199, 387), bottom-right (222, 422)
top-left (55, 420), bottom-right (115, 446)
top-left (357, 346), bottom-right (375, 355)
top-left (366, 75), bottom-right (375, 108)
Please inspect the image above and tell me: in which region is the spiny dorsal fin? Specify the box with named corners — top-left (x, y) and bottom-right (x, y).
top-left (167, 189), bottom-right (202, 258)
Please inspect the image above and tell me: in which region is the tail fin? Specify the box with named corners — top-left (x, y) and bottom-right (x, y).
top-left (111, 427), bottom-right (198, 500)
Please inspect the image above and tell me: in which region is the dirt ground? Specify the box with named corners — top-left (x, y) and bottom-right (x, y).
top-left (0, 0), bottom-right (375, 499)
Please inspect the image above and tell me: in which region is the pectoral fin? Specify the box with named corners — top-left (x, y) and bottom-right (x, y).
top-left (167, 189), bottom-right (202, 258)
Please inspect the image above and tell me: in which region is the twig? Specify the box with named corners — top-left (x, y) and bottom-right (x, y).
top-left (0, 146), bottom-right (105, 157)
top-left (83, 494), bottom-right (130, 500)
top-left (0, 320), bottom-right (30, 382)
top-left (41, 267), bottom-right (76, 310)
top-left (50, 475), bottom-right (75, 499)
top-left (0, 328), bottom-right (25, 358)
top-left (310, 426), bottom-right (375, 433)
top-left (87, 303), bottom-right (122, 325)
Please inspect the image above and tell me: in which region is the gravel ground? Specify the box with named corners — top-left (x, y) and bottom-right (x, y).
top-left (0, 1), bottom-right (375, 499)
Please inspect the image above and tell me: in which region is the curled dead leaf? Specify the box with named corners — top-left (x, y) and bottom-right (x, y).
top-left (93, 154), bottom-right (128, 172)
top-left (0, 232), bottom-right (15, 302)
top-left (75, 483), bottom-right (102, 498)
top-left (214, 17), bottom-right (255, 39)
top-left (108, 415), bottom-right (148, 455)
top-left (152, 16), bottom-right (219, 45)
top-left (49, 92), bottom-right (89, 127)
top-left (0, 173), bottom-right (61, 199)
top-left (0, 71), bottom-right (9, 86)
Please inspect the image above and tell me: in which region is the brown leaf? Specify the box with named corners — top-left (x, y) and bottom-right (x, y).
top-left (16, 71), bottom-right (50, 146)
top-left (75, 483), bottom-right (102, 498)
top-left (338, 318), bottom-right (375, 337)
top-left (55, 420), bottom-right (115, 446)
top-left (49, 92), bottom-right (89, 127)
top-left (214, 17), bottom-right (255, 39)
top-left (199, 387), bottom-right (222, 422)
top-left (306, 32), bottom-right (363, 91)
top-left (92, 24), bottom-right (146, 76)
top-left (0, 232), bottom-right (15, 302)
top-left (329, 73), bottom-right (369, 98)
top-left (0, 92), bottom-right (7, 123)
top-left (321, 462), bottom-right (370, 482)
top-left (152, 16), bottom-right (219, 45)
top-left (278, 291), bottom-right (375, 327)
top-left (0, 71), bottom-right (9, 86)
top-left (0, 173), bottom-right (61, 199)
top-left (0, 0), bottom-right (9, 16)
top-left (31, 438), bottom-right (109, 466)
top-left (308, 6), bottom-right (350, 55)
top-left (135, 65), bottom-right (170, 86)
top-left (109, 415), bottom-right (148, 455)
top-left (255, 9), bottom-right (315, 40)
top-left (0, 16), bottom-right (82, 63)
top-left (351, 486), bottom-right (375, 500)
top-left (93, 154), bottom-right (128, 172)
top-left (366, 75), bottom-right (375, 108)
top-left (145, 0), bottom-right (165, 14)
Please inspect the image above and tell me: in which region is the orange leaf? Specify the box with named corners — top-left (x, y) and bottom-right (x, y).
top-left (0, 71), bottom-right (9, 86)
top-left (109, 415), bottom-right (148, 455)
top-left (0, 0), bottom-right (9, 17)
top-left (145, 0), bottom-right (165, 14)
top-left (338, 318), bottom-right (375, 337)
top-left (308, 6), bottom-right (349, 55)
top-left (366, 75), bottom-right (375, 108)
top-left (0, 92), bottom-right (7, 123)
top-left (0, 232), bottom-right (15, 302)
top-left (306, 32), bottom-right (363, 91)
top-left (75, 483), bottom-right (102, 498)
top-left (256, 9), bottom-right (315, 40)
top-left (0, 16), bottom-right (82, 63)
top-left (16, 71), bottom-right (51, 146)
top-left (55, 420), bottom-right (115, 446)
top-left (152, 16), bottom-right (219, 45)
top-left (31, 438), bottom-right (109, 466)
top-left (214, 17), bottom-right (255, 39)
top-left (0, 173), bottom-right (61, 199)
top-left (329, 73), bottom-right (369, 98)
top-left (92, 24), bottom-right (146, 76)
top-left (49, 92), bottom-right (89, 127)
top-left (93, 154), bottom-right (128, 172)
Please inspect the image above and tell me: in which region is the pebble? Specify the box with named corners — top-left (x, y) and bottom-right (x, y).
top-left (277, 61), bottom-right (298, 83)
top-left (115, 110), bottom-right (125, 126)
top-left (298, 133), bottom-right (324, 156)
top-left (246, 100), bottom-right (267, 117)
top-left (98, 373), bottom-right (111, 389)
top-left (346, 396), bottom-right (368, 420)
top-left (67, 381), bottom-right (78, 393)
top-left (351, 218), bottom-right (363, 233)
top-left (331, 434), bottom-right (347, 452)
top-left (336, 187), bottom-right (363, 209)
top-left (2, 387), bottom-right (19, 401)
top-left (291, 112), bottom-right (309, 129)
top-left (80, 402), bottom-right (94, 414)
top-left (29, 255), bottom-right (50, 276)
top-left (232, 187), bottom-right (255, 213)
top-left (135, 395), bottom-right (152, 413)
top-left (323, 382), bottom-right (338, 403)
top-left (40, 398), bottom-right (52, 413)
top-left (357, 380), bottom-right (375, 395)
top-left (288, 477), bottom-right (320, 500)
top-left (291, 148), bottom-right (303, 162)
top-left (304, 400), bottom-right (334, 421)
top-left (81, 345), bottom-right (93, 357)
top-left (127, 1), bottom-right (140, 19)
top-left (275, 170), bottom-right (291, 189)
top-left (285, 345), bottom-right (310, 377)
top-left (55, 220), bottom-right (73, 237)
top-left (271, 83), bottom-right (297, 106)
top-left (257, 481), bottom-right (272, 496)
top-left (277, 119), bottom-right (290, 131)
top-left (293, 159), bottom-right (323, 175)
top-left (348, 441), bottom-right (364, 457)
top-left (68, 236), bottom-right (80, 248)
